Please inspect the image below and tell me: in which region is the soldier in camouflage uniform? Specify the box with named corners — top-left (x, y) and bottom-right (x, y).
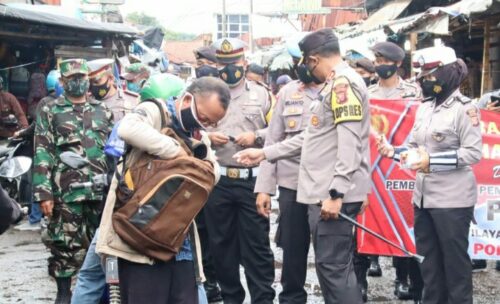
top-left (33, 59), bottom-right (113, 304)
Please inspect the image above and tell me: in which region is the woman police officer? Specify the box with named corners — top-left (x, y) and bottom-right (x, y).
top-left (377, 46), bottom-right (482, 304)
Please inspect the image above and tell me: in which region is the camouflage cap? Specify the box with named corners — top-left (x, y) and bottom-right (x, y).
top-left (121, 63), bottom-right (150, 81)
top-left (59, 59), bottom-right (89, 77)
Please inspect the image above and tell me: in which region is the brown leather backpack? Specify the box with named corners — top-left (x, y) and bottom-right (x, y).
top-left (112, 99), bottom-right (215, 262)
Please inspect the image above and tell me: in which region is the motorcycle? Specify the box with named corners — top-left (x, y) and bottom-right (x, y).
top-left (0, 138), bottom-right (32, 209)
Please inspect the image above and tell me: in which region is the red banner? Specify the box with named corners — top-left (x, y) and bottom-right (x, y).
top-left (358, 99), bottom-right (500, 259)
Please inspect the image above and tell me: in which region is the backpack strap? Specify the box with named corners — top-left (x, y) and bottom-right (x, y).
top-left (142, 98), bottom-right (168, 129)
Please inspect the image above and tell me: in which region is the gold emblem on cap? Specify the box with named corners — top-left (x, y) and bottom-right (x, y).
top-left (221, 39), bottom-right (233, 53)
top-left (288, 120), bottom-right (296, 128)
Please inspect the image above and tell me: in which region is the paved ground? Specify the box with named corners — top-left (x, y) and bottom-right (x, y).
top-left (1, 199), bottom-right (499, 303)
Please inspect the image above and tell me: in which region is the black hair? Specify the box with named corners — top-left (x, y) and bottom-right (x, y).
top-left (309, 41), bottom-right (341, 57)
top-left (186, 77), bottom-right (231, 110)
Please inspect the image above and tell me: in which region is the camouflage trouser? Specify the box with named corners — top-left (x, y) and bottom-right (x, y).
top-left (41, 200), bottom-right (100, 278)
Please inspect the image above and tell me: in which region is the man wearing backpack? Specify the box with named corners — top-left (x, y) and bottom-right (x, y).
top-left (96, 76), bottom-right (230, 303)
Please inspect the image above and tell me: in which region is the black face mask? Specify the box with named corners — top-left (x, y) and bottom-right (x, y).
top-left (196, 65), bottom-right (219, 78)
top-left (294, 64), bottom-right (314, 84)
top-left (362, 77), bottom-right (372, 87)
top-left (375, 64), bottom-right (398, 79)
top-left (306, 62), bottom-right (324, 84)
top-left (90, 79), bottom-right (112, 100)
top-left (179, 94), bottom-right (204, 132)
top-left (421, 79), bottom-right (444, 99)
top-left (219, 64), bottom-right (245, 87)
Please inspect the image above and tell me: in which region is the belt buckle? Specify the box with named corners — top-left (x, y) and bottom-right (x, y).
top-left (227, 168), bottom-right (240, 179)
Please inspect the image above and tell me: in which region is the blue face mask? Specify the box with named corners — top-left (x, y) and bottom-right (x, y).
top-left (127, 81), bottom-right (141, 93)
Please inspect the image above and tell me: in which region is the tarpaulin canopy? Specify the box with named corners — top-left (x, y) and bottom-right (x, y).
top-left (0, 4), bottom-right (137, 36)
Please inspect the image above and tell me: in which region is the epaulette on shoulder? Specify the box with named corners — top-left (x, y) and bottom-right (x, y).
top-left (456, 94), bottom-right (472, 104)
top-left (124, 90), bottom-right (139, 98)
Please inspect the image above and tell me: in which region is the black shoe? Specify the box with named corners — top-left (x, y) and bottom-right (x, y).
top-left (361, 287), bottom-right (368, 303)
top-left (471, 259), bottom-right (487, 272)
top-left (367, 260), bottom-right (382, 277)
top-left (204, 280), bottom-right (223, 303)
top-left (395, 281), bottom-right (413, 300)
top-left (54, 277), bottom-right (72, 304)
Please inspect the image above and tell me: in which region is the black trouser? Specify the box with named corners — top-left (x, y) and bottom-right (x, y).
top-left (118, 258), bottom-right (198, 304)
top-left (414, 206), bottom-right (474, 304)
top-left (195, 208), bottom-right (218, 284)
top-left (204, 176), bottom-right (275, 304)
top-left (276, 187), bottom-right (310, 304)
top-left (309, 202), bottom-right (363, 304)
top-left (353, 245), bottom-right (370, 290)
top-left (393, 256), bottom-right (423, 299)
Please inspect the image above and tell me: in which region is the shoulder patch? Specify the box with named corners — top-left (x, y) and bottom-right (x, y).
top-left (330, 76), bottom-right (363, 124)
top-left (466, 107), bottom-right (479, 127)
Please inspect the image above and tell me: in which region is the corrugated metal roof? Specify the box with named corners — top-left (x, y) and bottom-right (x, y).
top-left (359, 0), bottom-right (413, 30)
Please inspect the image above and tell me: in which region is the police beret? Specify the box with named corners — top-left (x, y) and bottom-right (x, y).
top-left (212, 38), bottom-right (247, 64)
top-left (193, 46), bottom-right (217, 63)
top-left (299, 28), bottom-right (338, 57)
top-left (355, 58), bottom-right (375, 73)
top-left (370, 42), bottom-right (405, 62)
top-left (276, 74), bottom-right (292, 86)
top-left (247, 63), bottom-right (265, 76)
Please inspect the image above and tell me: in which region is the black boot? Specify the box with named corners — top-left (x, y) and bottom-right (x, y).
top-left (394, 280), bottom-right (413, 300)
top-left (55, 277), bottom-right (72, 304)
top-left (367, 260), bottom-right (382, 277)
top-left (204, 279), bottom-right (223, 303)
top-left (360, 286), bottom-right (368, 303)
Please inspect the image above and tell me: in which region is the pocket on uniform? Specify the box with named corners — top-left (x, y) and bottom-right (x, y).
top-left (55, 134), bottom-right (81, 150)
top-left (283, 106), bottom-right (304, 133)
top-left (430, 128), bottom-right (458, 146)
top-left (315, 218), bottom-right (354, 264)
top-left (243, 103), bottom-right (265, 124)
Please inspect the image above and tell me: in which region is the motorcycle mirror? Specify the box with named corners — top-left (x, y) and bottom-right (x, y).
top-left (59, 151), bottom-right (89, 169)
top-left (0, 156), bottom-right (32, 178)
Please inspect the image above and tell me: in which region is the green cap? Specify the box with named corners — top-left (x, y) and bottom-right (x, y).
top-left (121, 63), bottom-right (150, 80)
top-left (59, 59), bottom-right (89, 77)
top-left (140, 73), bottom-right (185, 101)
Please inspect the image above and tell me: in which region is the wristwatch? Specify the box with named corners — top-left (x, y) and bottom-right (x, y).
top-left (329, 189), bottom-right (344, 200)
top-left (254, 131), bottom-right (264, 146)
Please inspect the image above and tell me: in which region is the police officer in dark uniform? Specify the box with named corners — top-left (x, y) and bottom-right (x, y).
top-left (204, 38), bottom-right (275, 304)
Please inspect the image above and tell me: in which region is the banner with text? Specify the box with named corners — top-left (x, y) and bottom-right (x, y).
top-left (357, 99), bottom-right (500, 260)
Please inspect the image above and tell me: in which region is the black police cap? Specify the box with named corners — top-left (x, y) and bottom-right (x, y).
top-left (299, 28), bottom-right (339, 57)
top-left (355, 58), bottom-right (375, 73)
top-left (370, 41), bottom-right (405, 62)
top-left (194, 46), bottom-right (217, 63)
top-left (247, 63), bottom-right (265, 76)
